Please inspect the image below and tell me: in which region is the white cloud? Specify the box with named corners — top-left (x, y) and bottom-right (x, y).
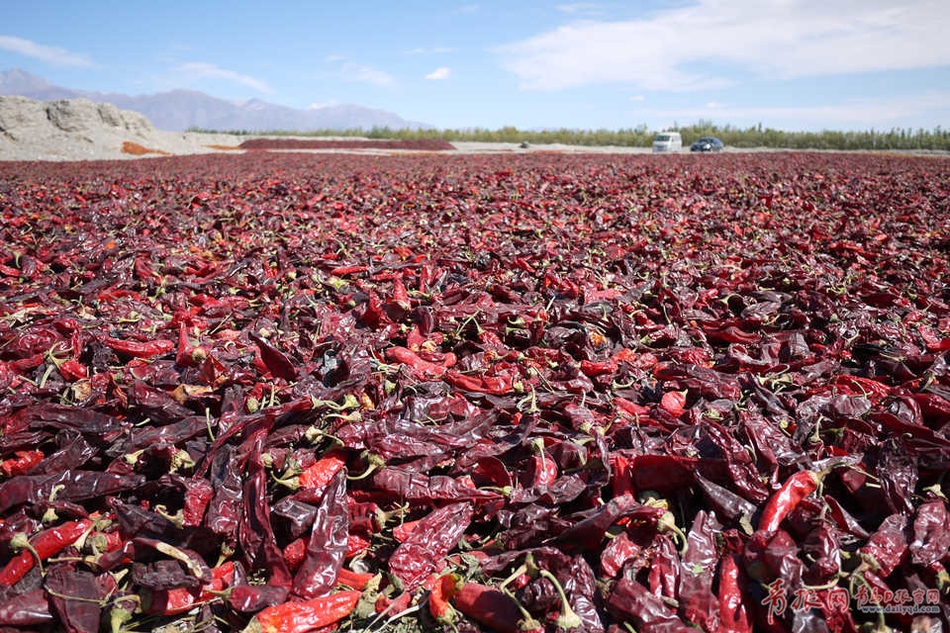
top-left (0, 35), bottom-right (92, 67)
top-left (496, 0), bottom-right (950, 91)
top-left (426, 66), bottom-right (451, 80)
top-left (326, 55), bottom-right (395, 87)
top-left (632, 91), bottom-right (950, 128)
top-left (174, 62), bottom-right (272, 93)
top-left (346, 64), bottom-right (395, 87)
top-left (406, 47), bottom-right (457, 55)
top-left (457, 4), bottom-right (479, 14)
top-left (556, 3), bottom-right (604, 15)
top-left (628, 95), bottom-right (646, 102)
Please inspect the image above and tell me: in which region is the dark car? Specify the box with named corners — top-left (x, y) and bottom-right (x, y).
top-left (690, 136), bottom-right (724, 152)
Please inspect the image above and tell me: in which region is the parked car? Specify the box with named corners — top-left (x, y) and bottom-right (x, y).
top-left (690, 136), bottom-right (724, 152)
top-left (652, 131), bottom-right (682, 153)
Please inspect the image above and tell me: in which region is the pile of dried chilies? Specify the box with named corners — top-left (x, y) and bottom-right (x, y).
top-left (0, 151), bottom-right (947, 632)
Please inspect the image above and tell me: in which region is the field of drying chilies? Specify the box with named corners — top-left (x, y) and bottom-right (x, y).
top-left (0, 148), bottom-right (948, 632)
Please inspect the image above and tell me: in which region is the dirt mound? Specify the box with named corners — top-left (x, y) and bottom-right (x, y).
top-left (0, 96), bottom-right (249, 161)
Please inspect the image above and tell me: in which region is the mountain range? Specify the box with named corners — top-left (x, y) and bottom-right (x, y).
top-left (0, 68), bottom-right (431, 133)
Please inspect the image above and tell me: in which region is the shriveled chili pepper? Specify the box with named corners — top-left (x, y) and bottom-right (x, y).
top-left (242, 590), bottom-right (361, 633)
top-left (248, 331), bottom-right (297, 381)
top-left (99, 335), bottom-right (175, 359)
top-left (717, 554), bottom-right (752, 633)
top-left (389, 502), bottom-right (473, 591)
top-left (292, 470), bottom-right (349, 599)
top-left (453, 581), bottom-right (542, 633)
top-left (0, 587), bottom-right (54, 626)
top-left (0, 449), bottom-right (44, 477)
top-left (386, 345), bottom-right (448, 380)
top-left (276, 449), bottom-right (347, 492)
top-left (392, 517), bottom-right (423, 543)
top-left (0, 517), bottom-right (94, 586)
top-left (143, 561), bottom-right (236, 615)
top-left (757, 470), bottom-right (822, 532)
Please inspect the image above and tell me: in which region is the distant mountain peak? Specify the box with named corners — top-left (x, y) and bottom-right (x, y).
top-left (0, 68), bottom-right (432, 132)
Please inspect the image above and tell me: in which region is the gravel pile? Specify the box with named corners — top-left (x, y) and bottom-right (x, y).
top-left (0, 96), bottom-right (247, 161)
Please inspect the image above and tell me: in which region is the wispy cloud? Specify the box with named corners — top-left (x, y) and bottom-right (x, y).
top-left (0, 35), bottom-right (92, 67)
top-left (425, 66), bottom-right (451, 80)
top-left (556, 3), bottom-right (604, 15)
top-left (632, 91), bottom-right (950, 128)
top-left (457, 4), bottom-right (479, 14)
top-left (326, 55), bottom-right (395, 87)
top-left (406, 47), bottom-right (457, 55)
top-left (174, 62), bottom-right (272, 93)
top-left (496, 0), bottom-right (950, 91)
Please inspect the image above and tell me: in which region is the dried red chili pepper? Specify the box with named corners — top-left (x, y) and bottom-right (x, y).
top-left (717, 554), bottom-right (752, 633)
top-left (242, 589), bottom-right (361, 633)
top-left (0, 517), bottom-right (94, 586)
top-left (0, 449), bottom-right (44, 477)
top-left (0, 587), bottom-right (54, 626)
top-left (292, 470), bottom-right (349, 599)
top-left (389, 502), bottom-right (473, 591)
top-left (428, 572), bottom-right (461, 624)
top-left (757, 470), bottom-right (822, 532)
top-left (99, 335), bottom-right (175, 359)
top-left (454, 581), bottom-right (543, 633)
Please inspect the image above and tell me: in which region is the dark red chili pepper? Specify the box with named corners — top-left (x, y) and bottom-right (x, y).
top-left (757, 470), bottom-right (821, 532)
top-left (0, 517), bottom-right (94, 586)
top-left (389, 502), bottom-right (473, 591)
top-left (99, 335), bottom-right (175, 359)
top-left (454, 581), bottom-right (542, 633)
top-left (717, 554), bottom-right (752, 633)
top-left (248, 331), bottom-right (297, 381)
top-left (0, 587), bottom-right (54, 626)
top-left (292, 470), bottom-right (349, 599)
top-left (244, 590), bottom-right (361, 633)
top-left (143, 561), bottom-right (235, 615)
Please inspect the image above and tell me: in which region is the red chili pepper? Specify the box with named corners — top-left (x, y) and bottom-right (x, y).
top-left (283, 537), bottom-right (307, 572)
top-left (330, 265), bottom-right (368, 276)
top-left (336, 567), bottom-right (375, 591)
top-left (757, 470), bottom-right (822, 532)
top-left (428, 573), bottom-right (461, 623)
top-left (298, 450), bottom-right (348, 489)
top-left (717, 554), bottom-right (751, 633)
top-left (453, 582), bottom-right (542, 633)
top-left (0, 517), bottom-right (94, 586)
top-left (0, 449), bottom-right (44, 477)
top-left (145, 561), bottom-right (236, 615)
top-left (392, 517), bottom-right (422, 543)
top-left (244, 590), bottom-right (361, 633)
top-left (57, 359), bottom-right (88, 381)
top-left (346, 532), bottom-right (371, 559)
top-left (386, 345), bottom-right (448, 380)
top-left (100, 336), bottom-right (175, 359)
top-left (659, 390), bottom-right (687, 416)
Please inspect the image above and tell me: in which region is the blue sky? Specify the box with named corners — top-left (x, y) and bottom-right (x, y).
top-left (2, 1), bottom-right (949, 131)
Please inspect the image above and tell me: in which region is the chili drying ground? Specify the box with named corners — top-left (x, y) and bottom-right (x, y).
top-left (0, 151), bottom-right (948, 632)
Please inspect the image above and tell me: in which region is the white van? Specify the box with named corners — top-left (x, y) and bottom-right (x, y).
top-left (652, 131), bottom-right (682, 153)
